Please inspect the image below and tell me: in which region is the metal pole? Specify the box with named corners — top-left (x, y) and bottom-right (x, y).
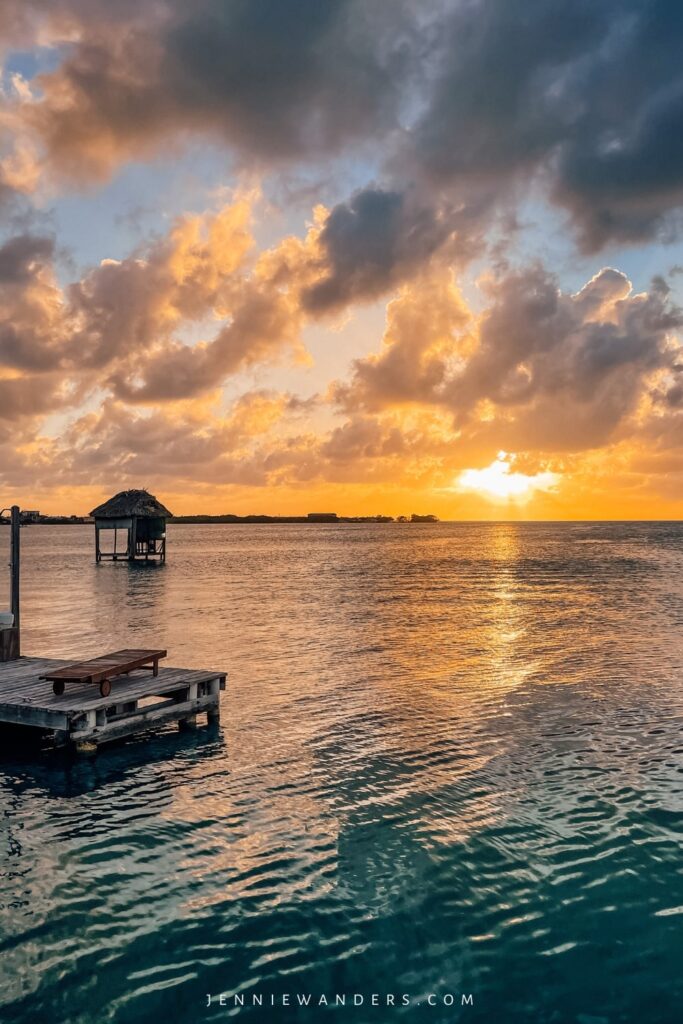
top-left (10, 505), bottom-right (20, 652)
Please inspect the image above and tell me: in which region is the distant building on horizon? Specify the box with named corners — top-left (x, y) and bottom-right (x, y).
top-left (306, 512), bottom-right (339, 523)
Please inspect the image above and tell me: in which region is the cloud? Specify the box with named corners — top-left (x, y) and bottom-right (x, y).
top-left (1, 2), bottom-right (683, 514)
top-left (0, 232), bottom-right (68, 374)
top-left (0, 198), bottom-right (306, 416)
top-left (27, 391), bottom-right (327, 492)
top-left (303, 187), bottom-right (457, 312)
top-left (410, 0), bottom-right (683, 249)
top-left (0, 194), bottom-right (371, 420)
top-left (0, 374), bottom-right (65, 418)
top-left (163, 0), bottom-right (407, 160)
top-left (321, 415), bottom-right (406, 463)
top-left (107, 214), bottom-right (323, 403)
top-left (63, 391), bottom-right (292, 477)
top-left (333, 267), bottom-right (471, 410)
top-left (335, 264), bottom-right (682, 453)
top-left (68, 198), bottom-right (255, 370)
top-left (108, 278), bottom-right (305, 403)
top-left (0, 232), bottom-right (54, 284)
top-left (446, 266), bottom-right (680, 448)
top-left (4, 1), bottom-right (683, 258)
top-left (1, 185), bottom-right (680, 510)
top-left (5, 0), bottom-right (411, 183)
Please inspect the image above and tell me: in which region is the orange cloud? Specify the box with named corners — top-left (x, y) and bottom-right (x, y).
top-left (1, 193), bottom-right (681, 519)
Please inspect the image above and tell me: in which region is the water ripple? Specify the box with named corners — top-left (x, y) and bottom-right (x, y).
top-left (1, 522), bottom-right (682, 1023)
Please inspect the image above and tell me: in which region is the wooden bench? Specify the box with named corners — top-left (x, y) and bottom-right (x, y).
top-left (41, 649), bottom-right (167, 698)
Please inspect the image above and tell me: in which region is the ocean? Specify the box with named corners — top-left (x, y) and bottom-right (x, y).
top-left (0, 522), bottom-right (682, 1023)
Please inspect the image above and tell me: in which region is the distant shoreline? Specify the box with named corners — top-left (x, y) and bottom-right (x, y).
top-left (0, 513), bottom-right (439, 526)
top-left (2, 516), bottom-right (682, 526)
top-left (169, 514), bottom-right (439, 524)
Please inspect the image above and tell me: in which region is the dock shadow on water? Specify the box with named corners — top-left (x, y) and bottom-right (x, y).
top-left (1, 522), bottom-right (682, 1023)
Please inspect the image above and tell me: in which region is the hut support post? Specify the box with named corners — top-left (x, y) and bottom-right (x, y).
top-left (131, 516), bottom-right (137, 561)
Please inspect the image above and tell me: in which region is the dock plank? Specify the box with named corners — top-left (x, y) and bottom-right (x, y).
top-left (0, 703), bottom-right (70, 730)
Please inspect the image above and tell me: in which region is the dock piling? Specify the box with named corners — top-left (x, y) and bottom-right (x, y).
top-left (10, 505), bottom-right (20, 642)
top-left (1, 505), bottom-right (20, 661)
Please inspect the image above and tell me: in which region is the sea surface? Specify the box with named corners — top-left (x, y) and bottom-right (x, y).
top-left (0, 522), bottom-right (682, 1024)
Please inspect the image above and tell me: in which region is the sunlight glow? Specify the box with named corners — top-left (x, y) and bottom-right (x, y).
top-left (456, 455), bottom-right (560, 503)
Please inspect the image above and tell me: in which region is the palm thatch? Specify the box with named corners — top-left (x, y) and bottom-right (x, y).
top-left (90, 489), bottom-right (173, 519)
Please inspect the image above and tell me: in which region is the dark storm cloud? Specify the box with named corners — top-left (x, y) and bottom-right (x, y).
top-left (303, 187), bottom-right (455, 312)
top-left (0, 232), bottom-right (66, 373)
top-left (163, 0), bottom-right (407, 161)
top-left (411, 0), bottom-right (600, 183)
top-left (0, 234), bottom-right (54, 284)
top-left (7, 0), bottom-right (683, 254)
top-left (20, 0), bottom-right (412, 180)
top-left (411, 0), bottom-right (683, 248)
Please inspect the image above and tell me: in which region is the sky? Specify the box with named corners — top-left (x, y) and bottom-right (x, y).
top-left (0, 0), bottom-right (682, 519)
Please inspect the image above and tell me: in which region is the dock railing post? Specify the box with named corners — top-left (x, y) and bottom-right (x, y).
top-left (10, 506), bottom-right (20, 653)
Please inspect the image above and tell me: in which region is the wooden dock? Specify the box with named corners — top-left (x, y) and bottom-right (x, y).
top-left (0, 656), bottom-right (226, 752)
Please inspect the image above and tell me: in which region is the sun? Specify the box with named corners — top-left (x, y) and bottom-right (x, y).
top-left (456, 453), bottom-right (559, 503)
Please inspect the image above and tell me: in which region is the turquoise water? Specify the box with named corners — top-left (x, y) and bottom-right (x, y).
top-left (0, 522), bottom-right (682, 1024)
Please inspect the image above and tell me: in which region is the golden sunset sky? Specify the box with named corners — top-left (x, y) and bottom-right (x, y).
top-left (1, 1), bottom-right (682, 518)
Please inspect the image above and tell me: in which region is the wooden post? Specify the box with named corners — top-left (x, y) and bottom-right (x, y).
top-left (207, 677), bottom-right (221, 724)
top-left (10, 506), bottom-right (19, 654)
top-left (179, 680), bottom-right (198, 730)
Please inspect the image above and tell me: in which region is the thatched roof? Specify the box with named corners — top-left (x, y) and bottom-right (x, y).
top-left (90, 489), bottom-right (173, 519)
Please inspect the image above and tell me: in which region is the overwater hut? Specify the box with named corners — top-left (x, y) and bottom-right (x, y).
top-left (90, 489), bottom-right (172, 563)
